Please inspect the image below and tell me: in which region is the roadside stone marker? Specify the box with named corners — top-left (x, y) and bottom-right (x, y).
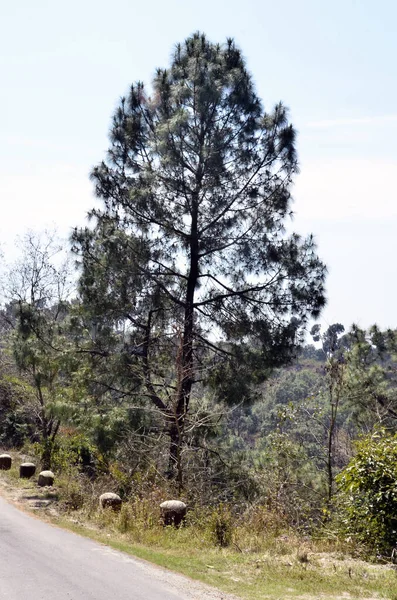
top-left (19, 463), bottom-right (36, 478)
top-left (38, 470), bottom-right (55, 487)
top-left (160, 500), bottom-right (187, 527)
top-left (99, 492), bottom-right (122, 511)
top-left (0, 454), bottom-right (12, 470)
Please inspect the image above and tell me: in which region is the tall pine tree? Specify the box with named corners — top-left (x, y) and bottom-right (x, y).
top-left (72, 33), bottom-right (326, 483)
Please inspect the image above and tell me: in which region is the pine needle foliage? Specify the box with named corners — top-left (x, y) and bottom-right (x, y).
top-left (72, 33), bottom-right (326, 481)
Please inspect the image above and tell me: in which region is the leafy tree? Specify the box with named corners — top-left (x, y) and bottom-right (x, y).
top-left (4, 231), bottom-right (75, 468)
top-left (0, 345), bottom-right (36, 447)
top-left (311, 323), bottom-right (345, 359)
top-left (336, 430), bottom-right (397, 557)
top-left (72, 33), bottom-right (326, 483)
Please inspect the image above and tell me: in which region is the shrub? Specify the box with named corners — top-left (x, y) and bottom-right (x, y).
top-left (336, 430), bottom-right (397, 558)
top-left (209, 504), bottom-right (234, 547)
top-left (59, 474), bottom-right (87, 510)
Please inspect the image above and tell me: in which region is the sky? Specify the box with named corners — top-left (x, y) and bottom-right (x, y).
top-left (1, 0), bottom-right (396, 333)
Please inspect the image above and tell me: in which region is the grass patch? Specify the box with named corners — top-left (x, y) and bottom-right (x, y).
top-left (55, 514), bottom-right (397, 600)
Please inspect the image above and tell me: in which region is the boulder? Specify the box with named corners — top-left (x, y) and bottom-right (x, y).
top-left (160, 500), bottom-right (187, 527)
top-left (19, 463), bottom-right (36, 478)
top-left (99, 492), bottom-right (122, 511)
top-left (0, 454), bottom-right (12, 470)
top-left (38, 470), bottom-right (54, 487)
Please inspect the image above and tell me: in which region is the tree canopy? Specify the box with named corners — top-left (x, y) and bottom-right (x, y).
top-left (72, 33), bottom-right (326, 480)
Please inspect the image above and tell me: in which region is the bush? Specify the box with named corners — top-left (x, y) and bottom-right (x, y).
top-left (336, 430), bottom-right (397, 558)
top-left (0, 411), bottom-right (34, 448)
top-left (58, 472), bottom-right (87, 510)
top-left (209, 504), bottom-right (234, 547)
top-left (50, 433), bottom-right (103, 476)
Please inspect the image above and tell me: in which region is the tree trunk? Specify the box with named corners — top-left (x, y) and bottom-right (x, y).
top-left (41, 439), bottom-right (52, 471)
top-left (168, 421), bottom-right (183, 492)
top-left (325, 360), bottom-right (344, 507)
top-left (167, 200), bottom-right (199, 484)
top-left (326, 410), bottom-right (335, 505)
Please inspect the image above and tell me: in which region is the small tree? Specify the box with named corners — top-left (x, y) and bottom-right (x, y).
top-left (72, 33), bottom-right (326, 483)
top-left (4, 231), bottom-right (75, 469)
top-left (311, 323), bottom-right (346, 504)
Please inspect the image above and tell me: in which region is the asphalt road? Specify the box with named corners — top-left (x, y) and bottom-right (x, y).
top-left (0, 495), bottom-right (229, 600)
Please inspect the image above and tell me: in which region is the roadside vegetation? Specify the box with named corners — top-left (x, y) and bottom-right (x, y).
top-left (2, 451), bottom-right (397, 600)
top-left (1, 32), bottom-right (397, 600)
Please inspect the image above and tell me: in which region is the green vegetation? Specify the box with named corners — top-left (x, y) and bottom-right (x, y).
top-left (0, 32), bottom-right (397, 599)
top-left (337, 431), bottom-right (397, 558)
top-left (71, 31), bottom-right (325, 484)
top-left (2, 458), bottom-right (397, 600)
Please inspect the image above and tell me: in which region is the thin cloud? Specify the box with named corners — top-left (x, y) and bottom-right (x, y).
top-left (306, 115), bottom-right (397, 128)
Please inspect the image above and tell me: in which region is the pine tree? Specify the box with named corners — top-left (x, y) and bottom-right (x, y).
top-left (72, 33), bottom-right (326, 483)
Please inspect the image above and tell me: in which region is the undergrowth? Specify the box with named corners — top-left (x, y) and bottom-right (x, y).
top-left (2, 449), bottom-right (397, 599)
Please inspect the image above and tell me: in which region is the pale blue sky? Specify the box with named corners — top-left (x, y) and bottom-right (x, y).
top-left (1, 0), bottom-right (396, 331)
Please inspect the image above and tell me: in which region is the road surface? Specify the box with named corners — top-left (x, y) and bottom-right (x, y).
top-left (0, 495), bottom-right (232, 600)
